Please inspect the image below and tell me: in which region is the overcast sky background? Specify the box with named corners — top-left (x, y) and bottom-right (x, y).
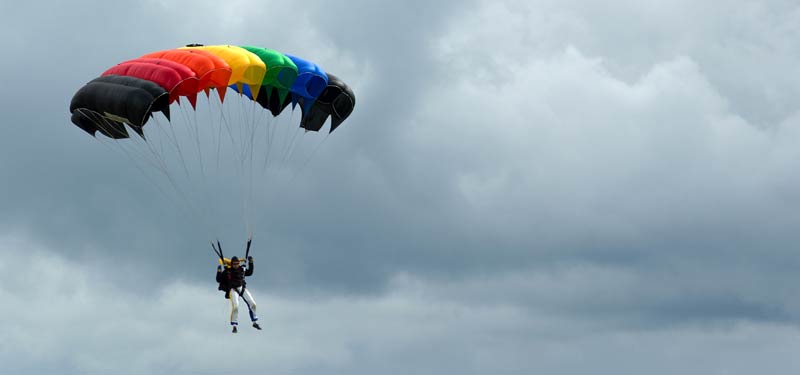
top-left (3, 0), bottom-right (800, 374)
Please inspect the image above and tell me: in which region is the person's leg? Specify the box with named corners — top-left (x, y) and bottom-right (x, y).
top-left (230, 287), bottom-right (241, 326)
top-left (241, 289), bottom-right (260, 329)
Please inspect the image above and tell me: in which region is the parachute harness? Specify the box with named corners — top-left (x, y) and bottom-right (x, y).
top-left (212, 238), bottom-right (252, 299)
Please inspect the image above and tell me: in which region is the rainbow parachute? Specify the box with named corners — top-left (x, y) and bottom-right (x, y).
top-left (70, 44), bottom-right (355, 139)
top-left (67, 44), bottom-right (357, 240)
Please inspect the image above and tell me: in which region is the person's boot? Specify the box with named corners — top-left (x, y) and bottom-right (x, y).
top-left (253, 322), bottom-right (262, 330)
top-left (232, 326), bottom-right (238, 334)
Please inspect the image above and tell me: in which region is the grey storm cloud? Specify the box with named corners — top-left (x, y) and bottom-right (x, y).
top-left (2, 0), bottom-right (800, 374)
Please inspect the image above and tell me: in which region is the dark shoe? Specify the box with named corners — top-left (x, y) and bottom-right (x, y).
top-left (253, 322), bottom-right (262, 330)
top-left (232, 326), bottom-right (238, 334)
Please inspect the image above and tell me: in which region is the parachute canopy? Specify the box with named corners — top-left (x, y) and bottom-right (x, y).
top-left (70, 44), bottom-right (355, 138)
top-left (68, 44), bottom-right (357, 242)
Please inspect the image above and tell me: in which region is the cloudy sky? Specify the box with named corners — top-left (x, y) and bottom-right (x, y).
top-left (3, 0), bottom-right (800, 373)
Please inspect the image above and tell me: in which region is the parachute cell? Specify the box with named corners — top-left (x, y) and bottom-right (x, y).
top-left (70, 75), bottom-right (170, 138)
top-left (299, 73), bottom-right (356, 133)
top-left (284, 54), bottom-right (328, 113)
top-left (141, 49), bottom-right (233, 102)
top-left (103, 58), bottom-right (199, 107)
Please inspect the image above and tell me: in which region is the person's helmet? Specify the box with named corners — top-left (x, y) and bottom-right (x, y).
top-left (231, 256), bottom-right (240, 262)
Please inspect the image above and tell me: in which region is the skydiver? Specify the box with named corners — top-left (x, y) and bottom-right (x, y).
top-left (217, 255), bottom-right (261, 333)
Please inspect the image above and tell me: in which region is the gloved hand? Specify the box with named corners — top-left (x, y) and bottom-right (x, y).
top-left (217, 265), bottom-right (222, 272)
top-left (248, 256), bottom-right (254, 262)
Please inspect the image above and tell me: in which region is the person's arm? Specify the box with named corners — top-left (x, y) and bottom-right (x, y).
top-left (245, 256), bottom-right (254, 276)
top-left (216, 267), bottom-right (226, 283)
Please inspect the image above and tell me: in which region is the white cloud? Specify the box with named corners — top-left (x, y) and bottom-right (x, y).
top-left (436, 0), bottom-right (800, 123)
top-left (417, 22), bottom-right (800, 253)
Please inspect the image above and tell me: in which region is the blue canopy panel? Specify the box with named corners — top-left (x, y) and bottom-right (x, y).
top-left (285, 54), bottom-right (328, 113)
